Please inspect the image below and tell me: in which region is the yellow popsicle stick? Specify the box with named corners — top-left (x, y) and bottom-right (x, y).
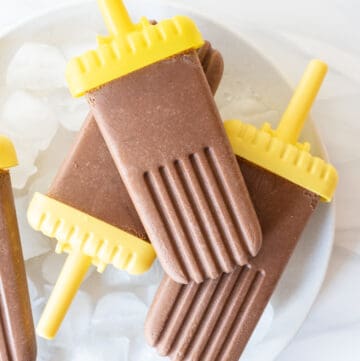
top-left (28, 192), bottom-right (157, 339)
top-left (276, 60), bottom-right (328, 144)
top-left (36, 250), bottom-right (92, 340)
top-left (66, 0), bottom-right (204, 97)
top-left (27, 192), bottom-right (156, 274)
top-left (224, 59), bottom-right (338, 202)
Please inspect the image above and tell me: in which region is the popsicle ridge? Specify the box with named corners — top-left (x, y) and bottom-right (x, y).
top-left (145, 59), bottom-right (338, 360)
top-left (145, 156), bottom-right (323, 361)
top-left (27, 192), bottom-right (156, 274)
top-left (142, 145), bottom-right (257, 283)
top-left (146, 266), bottom-right (265, 360)
top-left (67, 0), bottom-right (204, 97)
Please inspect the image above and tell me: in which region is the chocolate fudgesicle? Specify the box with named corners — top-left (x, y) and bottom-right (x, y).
top-left (27, 41), bottom-right (224, 340)
top-left (66, 0), bottom-right (262, 284)
top-left (0, 137), bottom-right (36, 361)
top-left (145, 60), bottom-right (338, 361)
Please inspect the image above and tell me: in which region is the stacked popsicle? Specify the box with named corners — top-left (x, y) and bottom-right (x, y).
top-left (29, 39), bottom-right (226, 339)
top-left (28, 0), bottom-right (261, 341)
top-left (21, 0), bottom-right (338, 360)
top-left (145, 60), bottom-right (338, 360)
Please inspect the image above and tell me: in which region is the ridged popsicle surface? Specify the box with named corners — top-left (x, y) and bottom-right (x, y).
top-left (145, 158), bottom-right (319, 360)
top-left (90, 51), bottom-right (262, 283)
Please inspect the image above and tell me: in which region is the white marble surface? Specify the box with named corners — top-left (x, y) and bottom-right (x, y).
top-left (0, 0), bottom-right (359, 360)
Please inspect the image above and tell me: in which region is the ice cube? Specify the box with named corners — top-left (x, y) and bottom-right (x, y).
top-left (102, 260), bottom-right (163, 287)
top-left (41, 252), bottom-right (67, 285)
top-left (132, 260), bottom-right (163, 286)
top-left (15, 196), bottom-right (52, 259)
top-left (92, 292), bottom-right (147, 336)
top-left (51, 290), bottom-right (94, 349)
top-left (32, 297), bottom-right (45, 325)
top-left (31, 298), bottom-right (67, 361)
top-left (59, 98), bottom-right (88, 132)
top-left (69, 335), bottom-right (129, 361)
top-left (61, 36), bottom-right (99, 62)
top-left (27, 169), bottom-right (53, 196)
top-left (1, 91), bottom-right (59, 151)
top-left (32, 298), bottom-right (55, 361)
top-left (27, 276), bottom-right (38, 301)
top-left (217, 80), bottom-right (279, 128)
top-left (6, 43), bottom-right (67, 91)
top-left (6, 137), bottom-right (39, 189)
top-left (130, 335), bottom-right (167, 361)
top-left (134, 284), bottom-right (159, 307)
top-left (48, 89), bottom-right (89, 132)
top-left (217, 80), bottom-right (285, 140)
top-left (29, 125), bottom-right (78, 194)
top-left (1, 90), bottom-right (61, 188)
top-left (101, 266), bottom-right (133, 286)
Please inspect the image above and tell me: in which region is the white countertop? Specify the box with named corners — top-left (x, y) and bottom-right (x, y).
top-left (1, 0), bottom-right (359, 360)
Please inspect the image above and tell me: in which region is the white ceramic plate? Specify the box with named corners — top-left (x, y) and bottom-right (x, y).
top-left (0, 1), bottom-right (335, 360)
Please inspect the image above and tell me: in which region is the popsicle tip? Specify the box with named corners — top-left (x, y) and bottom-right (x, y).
top-left (163, 266), bottom-right (190, 285)
top-left (0, 135), bottom-right (18, 169)
top-left (144, 303), bottom-right (166, 348)
top-left (307, 59), bottom-right (328, 83)
top-left (247, 224), bottom-right (263, 257)
top-left (309, 58), bottom-right (328, 71)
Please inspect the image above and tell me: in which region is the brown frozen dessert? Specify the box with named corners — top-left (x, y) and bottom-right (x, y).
top-left (0, 138), bottom-right (36, 361)
top-left (28, 41), bottom-right (224, 340)
top-left (145, 60), bottom-right (338, 361)
top-left (67, 0), bottom-right (262, 284)
top-left (145, 160), bottom-right (319, 361)
top-left (48, 41), bottom-right (223, 246)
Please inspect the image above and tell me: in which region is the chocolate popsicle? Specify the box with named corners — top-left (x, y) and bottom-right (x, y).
top-left (27, 42), bottom-right (224, 340)
top-left (145, 60), bottom-right (338, 361)
top-left (0, 137), bottom-right (36, 361)
top-left (66, 0), bottom-right (262, 284)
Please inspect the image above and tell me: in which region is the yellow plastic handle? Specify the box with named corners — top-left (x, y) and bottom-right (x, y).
top-left (97, 0), bottom-right (135, 36)
top-left (36, 250), bottom-right (92, 339)
top-left (67, 1), bottom-right (204, 96)
top-left (276, 60), bottom-right (328, 144)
